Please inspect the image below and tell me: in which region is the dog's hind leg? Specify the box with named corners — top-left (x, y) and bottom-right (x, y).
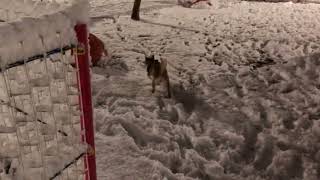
top-left (152, 79), bottom-right (156, 93)
top-left (166, 76), bottom-right (171, 98)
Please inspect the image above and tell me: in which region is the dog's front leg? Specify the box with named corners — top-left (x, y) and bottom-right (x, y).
top-left (152, 79), bottom-right (156, 93)
top-left (166, 78), bottom-right (171, 98)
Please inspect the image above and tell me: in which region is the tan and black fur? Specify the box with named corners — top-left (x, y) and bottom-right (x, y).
top-left (145, 55), bottom-right (171, 98)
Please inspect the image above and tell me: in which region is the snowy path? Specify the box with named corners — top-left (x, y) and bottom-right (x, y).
top-left (90, 0), bottom-right (320, 179)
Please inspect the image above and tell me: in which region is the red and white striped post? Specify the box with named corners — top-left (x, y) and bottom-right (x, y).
top-left (74, 24), bottom-right (97, 180)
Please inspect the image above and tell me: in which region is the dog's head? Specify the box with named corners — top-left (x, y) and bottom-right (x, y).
top-left (145, 54), bottom-right (157, 76)
top-left (145, 54), bottom-right (155, 66)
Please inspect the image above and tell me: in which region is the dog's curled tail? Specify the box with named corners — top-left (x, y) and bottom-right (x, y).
top-left (160, 58), bottom-right (167, 74)
top-left (103, 49), bottom-right (112, 61)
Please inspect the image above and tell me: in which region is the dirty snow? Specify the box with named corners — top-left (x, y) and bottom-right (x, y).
top-left (90, 0), bottom-right (320, 180)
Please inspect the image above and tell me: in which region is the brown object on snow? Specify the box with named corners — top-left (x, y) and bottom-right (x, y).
top-left (89, 33), bottom-right (109, 66)
top-left (70, 33), bottom-right (109, 67)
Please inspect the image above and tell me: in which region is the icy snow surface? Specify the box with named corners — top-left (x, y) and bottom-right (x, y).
top-left (91, 0), bottom-right (320, 179)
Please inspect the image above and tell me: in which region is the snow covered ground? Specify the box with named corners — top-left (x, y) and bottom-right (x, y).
top-left (89, 0), bottom-right (320, 179)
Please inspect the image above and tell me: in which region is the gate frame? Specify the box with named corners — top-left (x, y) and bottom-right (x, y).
top-left (75, 24), bottom-right (97, 180)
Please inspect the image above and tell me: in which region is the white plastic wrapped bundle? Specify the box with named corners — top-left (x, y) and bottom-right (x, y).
top-left (0, 0), bottom-right (89, 68)
top-left (0, 50), bottom-right (86, 179)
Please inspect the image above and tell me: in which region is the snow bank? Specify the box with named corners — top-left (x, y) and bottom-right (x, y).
top-left (0, 0), bottom-right (89, 68)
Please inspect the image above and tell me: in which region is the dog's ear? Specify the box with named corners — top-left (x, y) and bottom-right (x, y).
top-left (145, 54), bottom-right (154, 60)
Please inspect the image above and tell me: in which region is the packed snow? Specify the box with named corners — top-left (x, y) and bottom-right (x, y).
top-left (90, 0), bottom-right (320, 180)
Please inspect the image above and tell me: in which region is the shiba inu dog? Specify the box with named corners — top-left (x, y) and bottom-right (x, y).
top-left (145, 54), bottom-right (171, 98)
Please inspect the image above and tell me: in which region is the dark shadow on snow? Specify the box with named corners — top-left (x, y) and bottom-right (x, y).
top-left (171, 84), bottom-right (205, 114)
top-left (90, 4), bottom-right (176, 23)
top-left (140, 18), bottom-right (201, 33)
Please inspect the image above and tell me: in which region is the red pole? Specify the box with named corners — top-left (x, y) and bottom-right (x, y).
top-left (74, 24), bottom-right (97, 180)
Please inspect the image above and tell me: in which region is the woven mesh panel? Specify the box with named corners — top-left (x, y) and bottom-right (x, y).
top-left (0, 49), bottom-right (86, 180)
